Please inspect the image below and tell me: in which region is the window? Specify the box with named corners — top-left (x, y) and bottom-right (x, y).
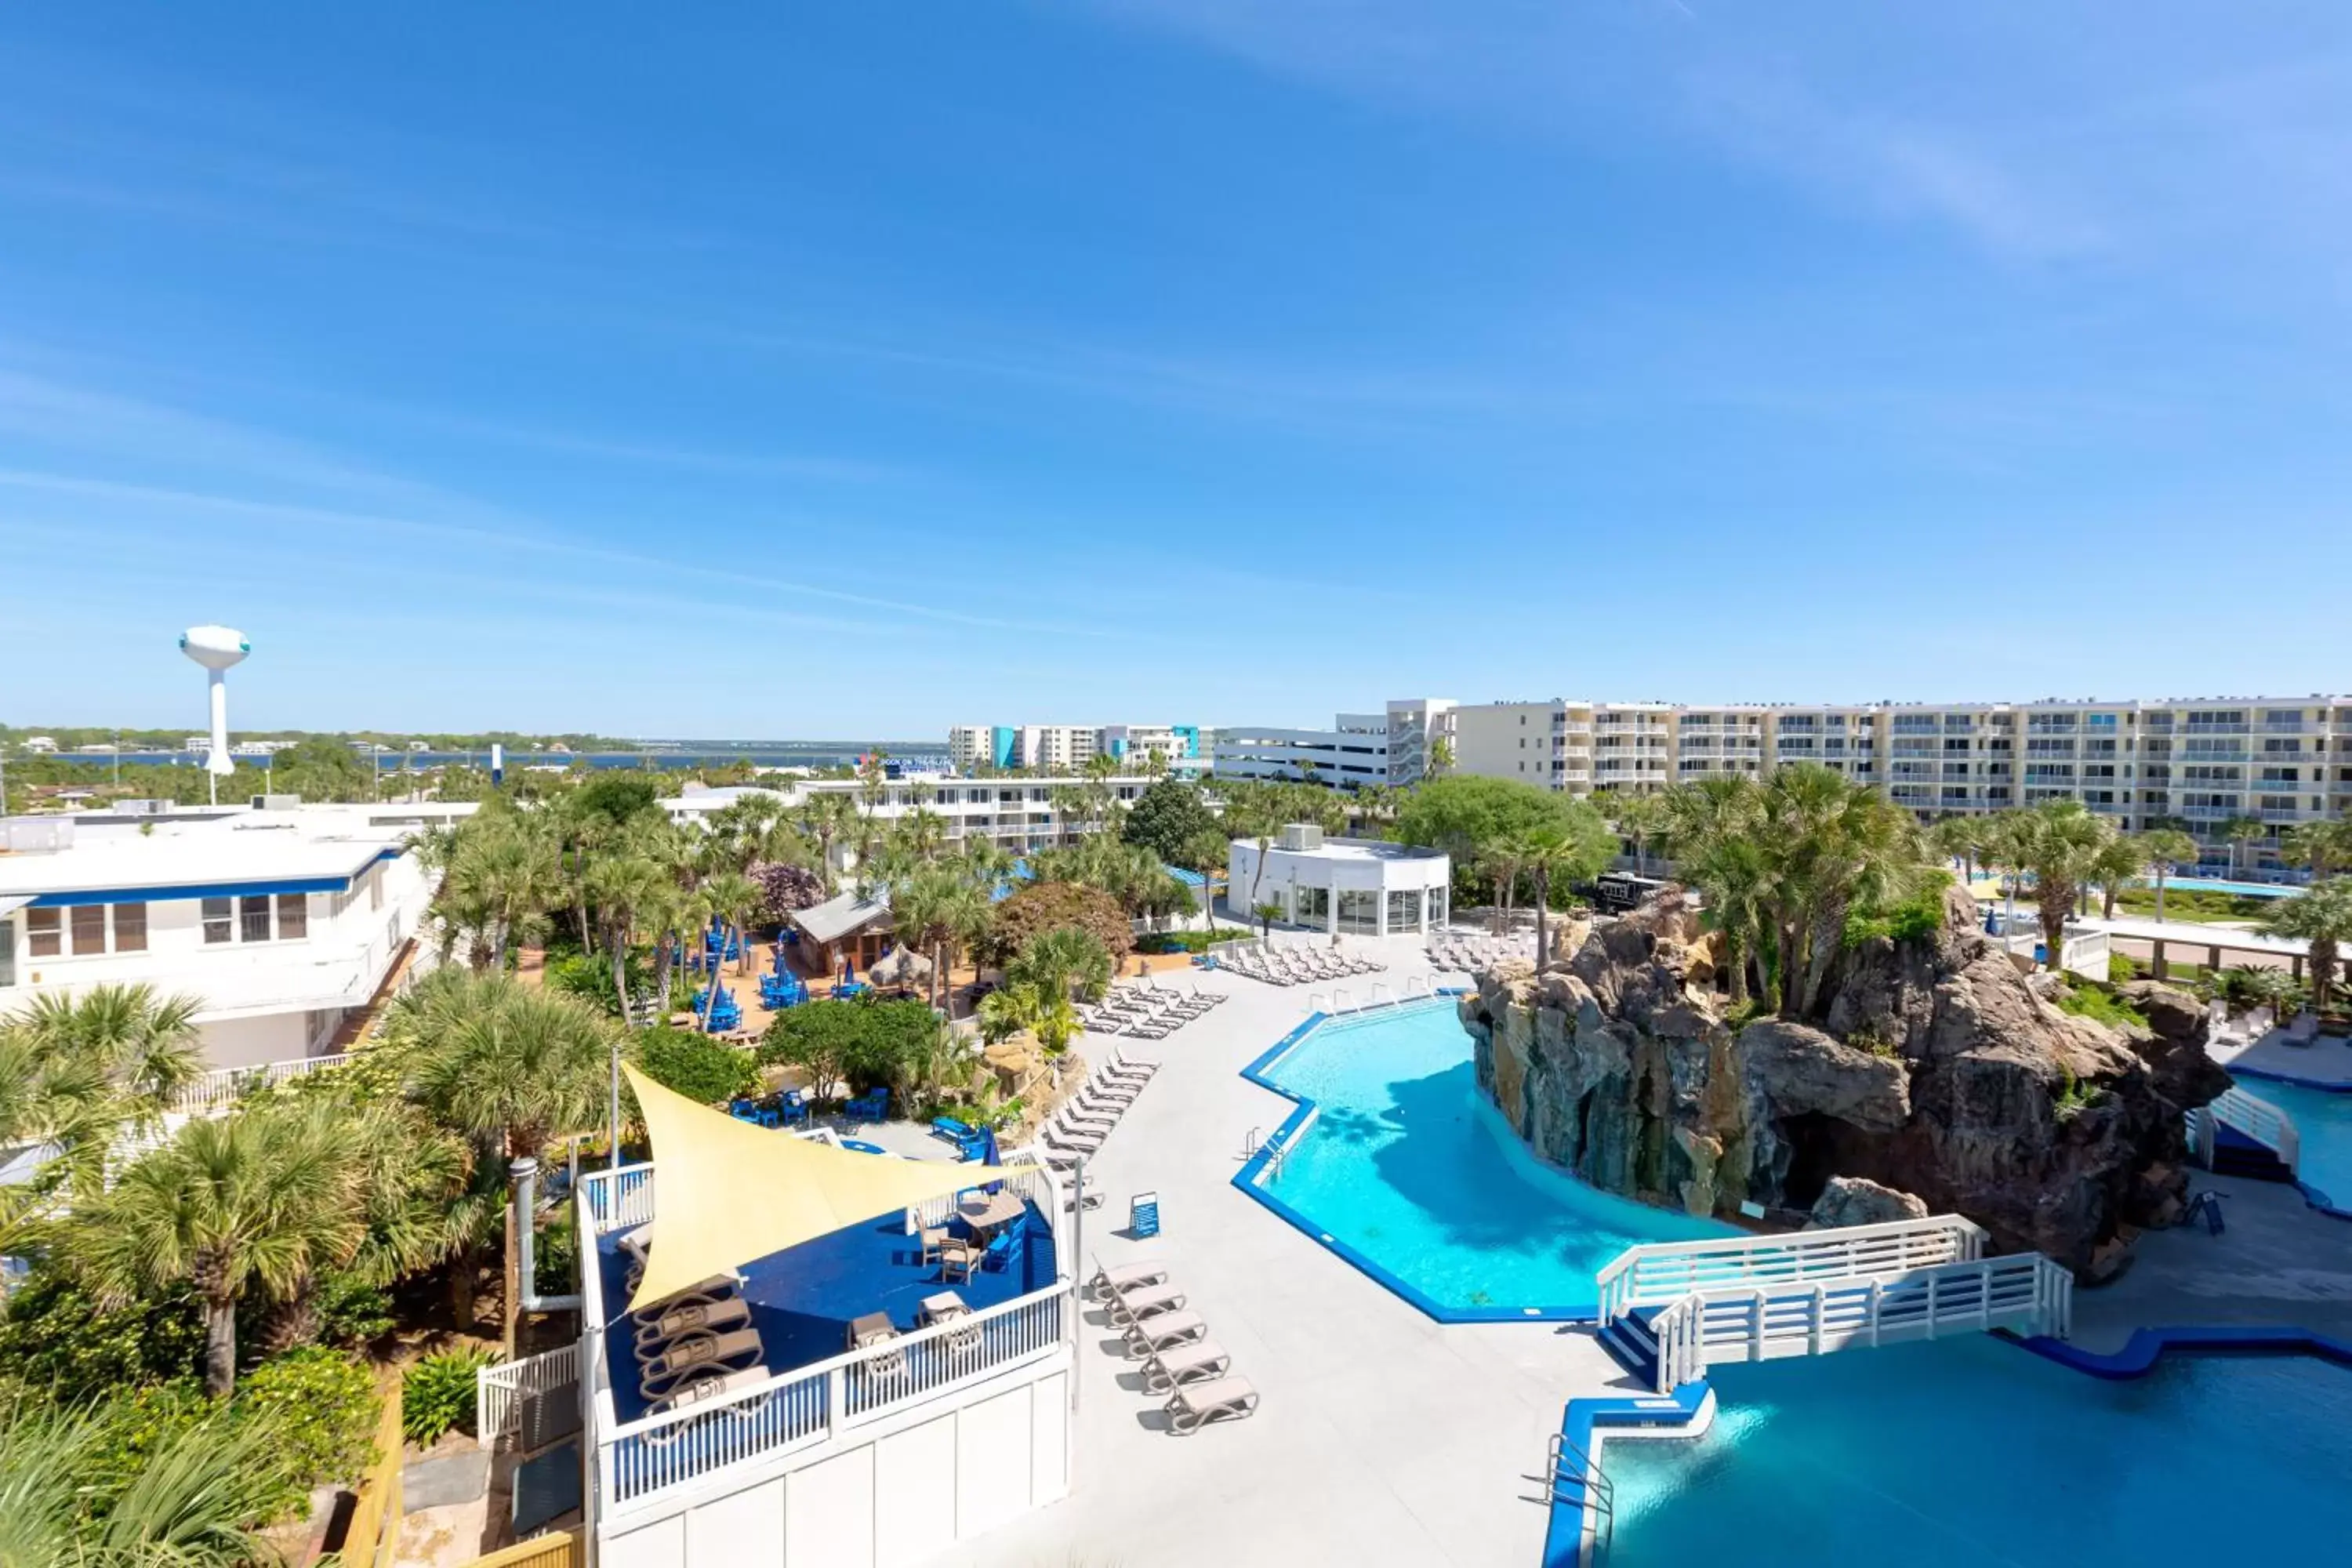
top-left (276, 894), bottom-right (309, 940)
top-left (112, 902), bottom-right (147, 953)
top-left (1294, 885), bottom-right (1330, 925)
top-left (1338, 889), bottom-right (1379, 935)
top-left (27, 907), bottom-right (61, 958)
top-left (71, 906), bottom-right (108, 956)
top-left (202, 898), bottom-right (234, 944)
top-left (0, 922), bottom-right (13, 988)
top-left (1386, 888), bottom-right (1421, 933)
top-left (239, 895), bottom-right (273, 943)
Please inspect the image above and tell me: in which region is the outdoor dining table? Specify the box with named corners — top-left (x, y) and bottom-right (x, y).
top-left (956, 1191), bottom-right (1025, 1236)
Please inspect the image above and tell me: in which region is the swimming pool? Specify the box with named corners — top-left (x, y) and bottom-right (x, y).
top-left (2163, 876), bottom-right (2300, 898)
top-left (1602, 1336), bottom-right (2352, 1564)
top-left (2238, 1073), bottom-right (2352, 1210)
top-left (1247, 1000), bottom-right (1721, 1317)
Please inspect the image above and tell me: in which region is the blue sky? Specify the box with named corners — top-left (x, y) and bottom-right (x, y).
top-left (2, 2), bottom-right (2348, 738)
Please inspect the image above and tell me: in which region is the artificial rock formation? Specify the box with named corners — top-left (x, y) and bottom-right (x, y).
top-left (1461, 886), bottom-right (2230, 1278)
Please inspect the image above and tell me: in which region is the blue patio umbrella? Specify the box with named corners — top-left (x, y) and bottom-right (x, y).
top-left (979, 1125), bottom-right (1004, 1192)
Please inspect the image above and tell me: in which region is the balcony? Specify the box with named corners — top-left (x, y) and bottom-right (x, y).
top-left (2180, 747), bottom-right (2249, 762)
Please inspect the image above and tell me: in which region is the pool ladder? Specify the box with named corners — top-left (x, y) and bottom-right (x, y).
top-left (1239, 1126), bottom-right (1290, 1181)
top-left (1546, 1432), bottom-right (1615, 1566)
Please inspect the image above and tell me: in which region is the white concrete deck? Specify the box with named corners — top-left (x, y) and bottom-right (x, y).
top-left (935, 934), bottom-right (1644, 1568)
top-left (2210, 1028), bottom-right (2352, 1087)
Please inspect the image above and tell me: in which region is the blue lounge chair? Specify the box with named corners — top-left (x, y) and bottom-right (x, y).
top-left (931, 1116), bottom-right (978, 1145)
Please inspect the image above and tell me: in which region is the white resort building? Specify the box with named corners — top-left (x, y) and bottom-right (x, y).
top-left (1225, 825), bottom-right (1450, 937)
top-left (0, 798), bottom-right (466, 1072)
top-left (945, 724), bottom-right (1207, 774)
top-left (666, 775), bottom-right (1163, 867)
top-left (1210, 700), bottom-right (1457, 792)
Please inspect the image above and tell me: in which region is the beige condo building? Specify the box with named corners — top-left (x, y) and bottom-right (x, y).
top-left (1450, 695), bottom-right (2351, 874)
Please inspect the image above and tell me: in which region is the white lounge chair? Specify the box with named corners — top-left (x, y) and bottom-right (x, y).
top-left (1091, 1258), bottom-right (1171, 1301)
top-left (1142, 1339), bottom-right (1232, 1392)
top-left (1105, 1280), bottom-right (1189, 1327)
top-left (1165, 1374), bottom-right (1259, 1433)
top-left (1123, 1310), bottom-right (1208, 1358)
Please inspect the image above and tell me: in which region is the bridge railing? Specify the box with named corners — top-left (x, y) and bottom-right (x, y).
top-left (1596, 1214), bottom-right (1987, 1323)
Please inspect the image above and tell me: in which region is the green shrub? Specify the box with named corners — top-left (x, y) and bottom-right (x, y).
top-left (760, 997), bottom-right (942, 1099)
top-left (633, 1025), bottom-right (759, 1106)
top-left (535, 1210), bottom-right (580, 1296)
top-left (1133, 927), bottom-right (1254, 955)
top-left (0, 1272), bottom-right (205, 1403)
top-left (2107, 952), bottom-right (2143, 985)
top-left (2053, 983), bottom-right (2147, 1029)
top-left (1842, 873), bottom-right (1951, 949)
top-left (239, 1347), bottom-right (381, 1491)
top-left (402, 1346), bottom-right (497, 1446)
top-left (544, 949), bottom-right (650, 1017)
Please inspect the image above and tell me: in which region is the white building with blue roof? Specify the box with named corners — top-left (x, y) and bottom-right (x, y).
top-left (0, 799), bottom-right (468, 1072)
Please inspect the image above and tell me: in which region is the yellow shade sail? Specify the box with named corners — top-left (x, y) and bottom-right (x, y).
top-left (619, 1064), bottom-right (1035, 1312)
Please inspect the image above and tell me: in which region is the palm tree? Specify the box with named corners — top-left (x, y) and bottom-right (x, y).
top-left (796, 791), bottom-right (857, 891)
top-left (2003, 800), bottom-right (2115, 971)
top-left (1753, 764), bottom-right (1924, 1014)
top-left (71, 1107), bottom-right (365, 1396)
top-left (1514, 818), bottom-right (1617, 964)
top-left (1927, 814), bottom-right (1985, 883)
top-left (444, 811), bottom-right (562, 969)
top-left (584, 855), bottom-right (666, 1018)
top-left (388, 969), bottom-right (615, 1338)
top-left (1688, 833), bottom-right (1774, 1007)
top-left (1011, 927), bottom-right (1114, 1004)
top-left (0, 1399), bottom-right (299, 1568)
top-left (5, 982), bottom-right (204, 1111)
top-left (2223, 815), bottom-right (2269, 880)
top-left (2281, 819), bottom-right (2352, 888)
top-left (2262, 877), bottom-right (2352, 1014)
top-left (1607, 790), bottom-right (1669, 877)
top-left (1476, 833), bottom-right (1526, 936)
top-left (2089, 832), bottom-right (2152, 920)
top-left (646, 877), bottom-right (716, 1016)
top-left (703, 869), bottom-right (761, 982)
top-left (2137, 827), bottom-right (2200, 924)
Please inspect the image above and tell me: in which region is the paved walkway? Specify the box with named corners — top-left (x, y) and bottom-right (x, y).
top-left (937, 933), bottom-right (1639, 1568)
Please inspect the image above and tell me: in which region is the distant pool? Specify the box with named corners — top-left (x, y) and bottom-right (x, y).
top-left (1250, 1000), bottom-right (1720, 1316)
top-left (2240, 1074), bottom-right (2352, 1209)
top-left (2164, 877), bottom-right (2300, 898)
top-left (1605, 1338), bottom-right (2352, 1564)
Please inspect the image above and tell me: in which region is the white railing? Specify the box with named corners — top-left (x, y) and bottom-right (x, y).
top-left (901, 1163), bottom-right (1060, 1233)
top-left (2195, 1087), bottom-right (2300, 1174)
top-left (478, 1342), bottom-right (582, 1446)
top-left (599, 1283), bottom-right (1067, 1511)
top-left (1596, 1215), bottom-right (1987, 1323)
top-left (580, 1162), bottom-right (657, 1236)
top-left (171, 1051), bottom-right (355, 1116)
top-left (1646, 1253), bottom-right (2072, 1392)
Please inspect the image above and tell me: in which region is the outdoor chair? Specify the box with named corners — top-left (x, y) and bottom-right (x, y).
top-left (640, 1327), bottom-right (765, 1399)
top-left (843, 1087), bottom-right (890, 1124)
top-left (1166, 1375), bottom-right (1259, 1434)
top-left (1142, 1340), bottom-right (1231, 1393)
top-left (641, 1366), bottom-right (772, 1439)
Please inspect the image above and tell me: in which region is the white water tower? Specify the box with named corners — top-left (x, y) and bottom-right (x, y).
top-left (180, 625), bottom-right (249, 803)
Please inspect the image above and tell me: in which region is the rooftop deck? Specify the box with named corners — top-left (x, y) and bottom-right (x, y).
top-left (595, 1198), bottom-right (1058, 1425)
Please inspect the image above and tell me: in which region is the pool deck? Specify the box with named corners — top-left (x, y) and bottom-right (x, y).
top-left (2069, 1169), bottom-right (2352, 1352)
top-left (936, 931), bottom-right (1646, 1568)
top-left (917, 931), bottom-right (2352, 1565)
top-left (2212, 1028), bottom-right (2352, 1087)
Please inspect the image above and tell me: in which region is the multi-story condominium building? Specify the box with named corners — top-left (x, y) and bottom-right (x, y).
top-left (668, 773), bottom-right (1164, 864)
top-left (1212, 699), bottom-right (1456, 792)
top-left (1446, 695), bottom-right (2352, 874)
top-left (0, 798), bottom-right (466, 1073)
top-left (946, 723), bottom-right (1205, 774)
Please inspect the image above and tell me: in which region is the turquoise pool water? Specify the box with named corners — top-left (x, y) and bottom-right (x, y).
top-left (1606, 1337), bottom-right (2352, 1563)
top-left (2165, 876), bottom-right (2299, 898)
top-left (1257, 1000), bottom-right (1721, 1313)
top-left (2241, 1074), bottom-right (2352, 1208)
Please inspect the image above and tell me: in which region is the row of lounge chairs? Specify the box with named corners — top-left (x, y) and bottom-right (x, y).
top-left (621, 1254), bottom-right (775, 1432)
top-left (1036, 1049), bottom-right (1157, 1167)
top-left (1426, 935), bottom-right (1533, 972)
top-left (1089, 1258), bottom-right (1259, 1435)
top-left (1076, 980), bottom-right (1226, 1040)
top-left (1219, 946), bottom-right (1387, 987)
